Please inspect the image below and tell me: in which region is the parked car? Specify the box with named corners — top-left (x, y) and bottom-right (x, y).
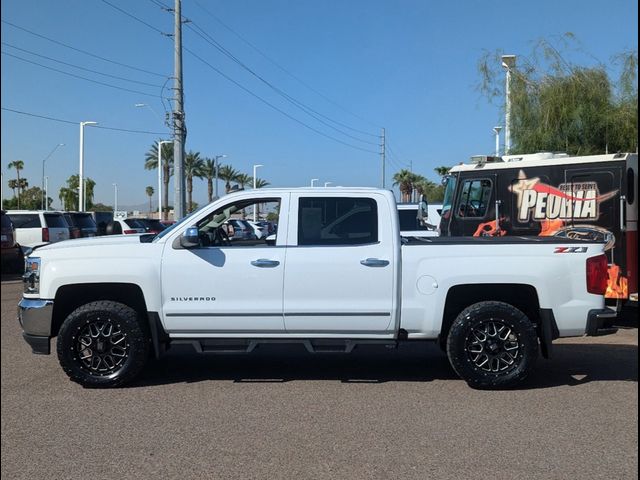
top-left (256, 220), bottom-right (276, 236)
top-left (62, 214), bottom-right (81, 239)
top-left (136, 218), bottom-right (166, 234)
top-left (246, 220), bottom-right (266, 239)
top-left (105, 218), bottom-right (146, 235)
top-left (226, 219), bottom-right (256, 241)
top-left (1, 210), bottom-right (22, 272)
top-left (6, 210), bottom-right (69, 247)
top-left (91, 211), bottom-right (114, 236)
top-left (64, 212), bottom-right (98, 238)
top-left (397, 203), bottom-right (441, 238)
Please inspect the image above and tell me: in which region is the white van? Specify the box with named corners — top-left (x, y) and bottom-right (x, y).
top-left (6, 211), bottom-right (70, 247)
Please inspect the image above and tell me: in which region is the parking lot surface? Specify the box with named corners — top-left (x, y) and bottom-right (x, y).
top-left (1, 276), bottom-right (637, 479)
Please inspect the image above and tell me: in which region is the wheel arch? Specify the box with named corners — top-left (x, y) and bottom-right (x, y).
top-left (52, 283), bottom-right (148, 338)
top-left (439, 283), bottom-right (541, 350)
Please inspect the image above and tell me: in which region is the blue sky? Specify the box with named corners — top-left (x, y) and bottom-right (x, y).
top-left (1, 0), bottom-right (638, 209)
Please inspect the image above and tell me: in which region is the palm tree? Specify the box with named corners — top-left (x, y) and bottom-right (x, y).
top-left (145, 141), bottom-right (174, 220)
top-left (235, 173), bottom-right (253, 190)
top-left (434, 166), bottom-right (451, 177)
top-left (393, 169), bottom-right (414, 203)
top-left (8, 160), bottom-right (25, 208)
top-left (145, 186), bottom-right (155, 213)
top-left (218, 165), bottom-right (240, 194)
top-left (8, 179), bottom-right (18, 198)
top-left (58, 175), bottom-right (95, 211)
top-left (254, 178), bottom-right (270, 188)
top-left (201, 158), bottom-right (216, 203)
top-left (184, 151), bottom-right (205, 212)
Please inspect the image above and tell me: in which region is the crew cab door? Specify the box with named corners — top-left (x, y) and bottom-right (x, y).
top-left (160, 195), bottom-right (288, 335)
top-left (283, 193), bottom-right (396, 334)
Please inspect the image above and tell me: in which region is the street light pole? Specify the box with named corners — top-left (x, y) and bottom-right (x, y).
top-left (252, 164), bottom-right (263, 221)
top-left (493, 126), bottom-right (502, 157)
top-left (113, 183), bottom-right (118, 213)
top-left (501, 55), bottom-right (516, 155)
top-left (41, 143), bottom-right (64, 210)
top-left (324, 182), bottom-right (333, 187)
top-left (214, 154), bottom-right (227, 199)
top-left (157, 140), bottom-right (173, 220)
top-left (310, 178), bottom-right (319, 187)
top-left (79, 121), bottom-right (97, 211)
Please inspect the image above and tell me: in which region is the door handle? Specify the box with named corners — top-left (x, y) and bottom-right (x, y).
top-left (360, 258), bottom-right (389, 267)
top-left (251, 259), bottom-right (280, 268)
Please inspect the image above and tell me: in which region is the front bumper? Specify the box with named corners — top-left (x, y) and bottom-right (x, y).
top-left (585, 308), bottom-right (618, 336)
top-left (18, 298), bottom-right (54, 354)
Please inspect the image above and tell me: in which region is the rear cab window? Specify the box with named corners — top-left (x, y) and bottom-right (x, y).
top-left (298, 197), bottom-right (378, 246)
top-left (8, 214), bottom-right (41, 228)
top-left (44, 214), bottom-right (68, 228)
top-left (456, 179), bottom-right (492, 218)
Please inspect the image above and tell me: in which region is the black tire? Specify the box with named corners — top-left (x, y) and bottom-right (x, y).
top-left (57, 301), bottom-right (149, 388)
top-left (446, 301), bottom-right (538, 389)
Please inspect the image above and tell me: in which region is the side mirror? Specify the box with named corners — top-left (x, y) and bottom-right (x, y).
top-left (417, 195), bottom-right (429, 226)
top-left (180, 226), bottom-right (200, 248)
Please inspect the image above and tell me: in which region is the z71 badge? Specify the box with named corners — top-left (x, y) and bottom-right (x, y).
top-left (553, 246), bottom-right (588, 253)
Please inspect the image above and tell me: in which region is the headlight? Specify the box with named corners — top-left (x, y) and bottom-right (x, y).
top-left (23, 257), bottom-right (41, 294)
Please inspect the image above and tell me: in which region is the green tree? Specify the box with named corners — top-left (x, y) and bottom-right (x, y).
top-left (254, 178), bottom-right (270, 188)
top-left (3, 186), bottom-right (51, 210)
top-left (218, 165), bottom-right (240, 194)
top-left (184, 151), bottom-right (205, 212)
top-left (7, 160), bottom-right (25, 208)
top-left (145, 186), bottom-right (155, 213)
top-left (7, 179), bottom-right (18, 198)
top-left (145, 140), bottom-right (174, 220)
top-left (434, 166), bottom-right (451, 177)
top-left (59, 175), bottom-right (95, 211)
top-left (478, 37), bottom-right (637, 154)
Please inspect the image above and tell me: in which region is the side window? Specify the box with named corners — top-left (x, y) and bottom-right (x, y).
top-left (8, 214), bottom-right (41, 228)
top-left (195, 198), bottom-right (280, 247)
top-left (456, 179), bottom-right (492, 218)
top-left (298, 197), bottom-right (378, 246)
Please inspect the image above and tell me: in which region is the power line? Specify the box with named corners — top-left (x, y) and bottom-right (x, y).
top-left (191, 0), bottom-right (382, 132)
top-left (2, 42), bottom-right (163, 88)
top-left (184, 46), bottom-right (378, 154)
top-left (2, 51), bottom-right (165, 98)
top-left (1, 19), bottom-right (167, 78)
top-left (1, 107), bottom-right (167, 135)
top-left (186, 22), bottom-right (379, 146)
top-left (98, 0), bottom-right (166, 35)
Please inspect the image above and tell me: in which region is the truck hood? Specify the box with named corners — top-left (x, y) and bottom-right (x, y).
top-left (34, 234), bottom-right (146, 252)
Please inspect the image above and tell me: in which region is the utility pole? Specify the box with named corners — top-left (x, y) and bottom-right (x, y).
top-left (380, 128), bottom-right (386, 189)
top-left (501, 55), bottom-right (516, 155)
top-left (173, 0), bottom-right (186, 220)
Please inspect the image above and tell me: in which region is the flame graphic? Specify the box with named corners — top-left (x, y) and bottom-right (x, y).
top-left (473, 220), bottom-right (506, 237)
top-left (606, 264), bottom-right (629, 299)
top-left (539, 219), bottom-right (565, 236)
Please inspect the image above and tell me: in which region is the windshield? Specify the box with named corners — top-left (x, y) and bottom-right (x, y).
top-left (441, 174), bottom-right (457, 215)
top-left (153, 204), bottom-right (209, 242)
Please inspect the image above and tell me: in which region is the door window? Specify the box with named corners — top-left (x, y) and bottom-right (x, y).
top-left (298, 197), bottom-right (377, 246)
top-left (195, 198), bottom-right (280, 247)
top-left (456, 179), bottom-right (492, 218)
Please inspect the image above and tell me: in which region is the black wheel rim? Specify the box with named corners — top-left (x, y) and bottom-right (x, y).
top-left (465, 319), bottom-right (520, 373)
top-left (75, 318), bottom-right (129, 376)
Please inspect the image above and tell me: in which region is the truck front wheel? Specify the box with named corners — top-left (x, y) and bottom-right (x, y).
top-left (446, 301), bottom-right (538, 389)
top-left (57, 301), bottom-right (149, 388)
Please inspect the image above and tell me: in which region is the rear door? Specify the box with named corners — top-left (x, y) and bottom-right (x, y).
top-left (283, 193), bottom-right (395, 333)
top-left (8, 213), bottom-right (41, 246)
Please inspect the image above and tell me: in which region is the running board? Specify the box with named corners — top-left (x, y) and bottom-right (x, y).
top-left (171, 338), bottom-right (398, 354)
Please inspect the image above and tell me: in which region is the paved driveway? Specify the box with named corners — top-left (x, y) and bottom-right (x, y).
top-left (1, 276), bottom-right (637, 479)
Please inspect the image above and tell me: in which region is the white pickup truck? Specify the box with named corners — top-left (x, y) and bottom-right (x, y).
top-left (18, 188), bottom-right (615, 389)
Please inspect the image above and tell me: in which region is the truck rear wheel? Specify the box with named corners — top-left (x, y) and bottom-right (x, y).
top-left (57, 301), bottom-right (149, 388)
top-left (446, 301), bottom-right (538, 389)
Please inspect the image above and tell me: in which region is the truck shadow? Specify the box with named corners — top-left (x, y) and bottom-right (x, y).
top-left (133, 341), bottom-right (638, 389)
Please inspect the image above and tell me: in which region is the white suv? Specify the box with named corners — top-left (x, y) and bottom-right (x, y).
top-left (397, 203), bottom-right (441, 238)
top-left (6, 211), bottom-right (70, 247)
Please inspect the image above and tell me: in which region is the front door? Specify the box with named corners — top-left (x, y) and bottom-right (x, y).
top-left (161, 196), bottom-right (288, 335)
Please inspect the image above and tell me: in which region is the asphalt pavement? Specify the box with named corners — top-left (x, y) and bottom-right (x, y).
top-left (1, 275), bottom-right (637, 479)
